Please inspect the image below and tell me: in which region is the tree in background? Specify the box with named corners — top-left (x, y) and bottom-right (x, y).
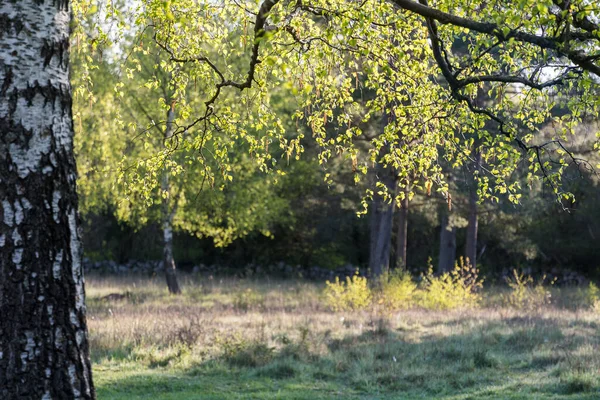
top-left (116, 0), bottom-right (598, 229)
top-left (73, 29), bottom-right (289, 292)
top-left (0, 1), bottom-right (95, 398)
top-left (437, 203), bottom-right (458, 273)
top-left (464, 150), bottom-right (482, 268)
top-left (73, 0), bottom-right (600, 280)
top-left (368, 112), bottom-right (398, 277)
top-left (394, 184), bottom-right (411, 269)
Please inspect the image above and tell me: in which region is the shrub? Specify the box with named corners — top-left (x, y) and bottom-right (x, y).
top-left (502, 270), bottom-right (553, 310)
top-left (416, 257), bottom-right (483, 310)
top-left (324, 272), bottom-right (372, 311)
top-left (377, 270), bottom-right (417, 310)
top-left (587, 282), bottom-right (600, 311)
top-left (564, 282), bottom-right (600, 310)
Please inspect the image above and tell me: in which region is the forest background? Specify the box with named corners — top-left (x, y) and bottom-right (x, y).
top-left (73, 0), bottom-right (600, 290)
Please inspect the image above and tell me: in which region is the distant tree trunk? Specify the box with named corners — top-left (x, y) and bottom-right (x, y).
top-left (465, 151), bottom-right (481, 268)
top-left (162, 107), bottom-right (181, 294)
top-left (368, 108), bottom-right (398, 278)
top-left (0, 1), bottom-right (95, 398)
top-left (369, 161), bottom-right (396, 278)
top-left (394, 185), bottom-right (409, 270)
top-left (438, 207), bottom-right (456, 273)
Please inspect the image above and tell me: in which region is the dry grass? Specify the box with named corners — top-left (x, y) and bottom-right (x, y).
top-left (88, 274), bottom-right (600, 399)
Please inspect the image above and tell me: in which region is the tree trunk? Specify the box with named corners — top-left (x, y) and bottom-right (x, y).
top-left (369, 194), bottom-right (394, 278)
top-left (438, 208), bottom-right (456, 273)
top-left (394, 186), bottom-right (409, 270)
top-left (163, 216), bottom-right (181, 294)
top-left (162, 107), bottom-right (181, 294)
top-left (465, 151), bottom-right (481, 268)
top-left (0, 1), bottom-right (95, 398)
top-left (368, 108), bottom-right (398, 278)
top-left (369, 169), bottom-right (396, 278)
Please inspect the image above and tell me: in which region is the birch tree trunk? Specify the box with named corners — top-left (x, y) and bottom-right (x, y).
top-left (162, 107), bottom-right (181, 295)
top-left (0, 1), bottom-right (95, 398)
top-left (465, 151), bottom-right (481, 269)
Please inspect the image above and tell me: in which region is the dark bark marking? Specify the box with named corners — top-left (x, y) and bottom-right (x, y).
top-left (41, 38), bottom-right (70, 69)
top-left (0, 14), bottom-right (25, 39)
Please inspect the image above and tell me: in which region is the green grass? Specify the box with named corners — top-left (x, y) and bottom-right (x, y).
top-left (88, 275), bottom-right (600, 399)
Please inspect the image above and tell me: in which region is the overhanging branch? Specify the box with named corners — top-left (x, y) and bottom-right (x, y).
top-left (152, 0), bottom-right (281, 137)
top-left (390, 0), bottom-right (600, 77)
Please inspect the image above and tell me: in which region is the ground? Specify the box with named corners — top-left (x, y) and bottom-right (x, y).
top-left (87, 275), bottom-right (600, 399)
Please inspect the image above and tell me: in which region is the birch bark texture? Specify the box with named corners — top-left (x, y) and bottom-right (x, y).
top-left (162, 107), bottom-right (181, 295)
top-left (465, 150), bottom-right (481, 269)
top-left (0, 1), bottom-right (95, 398)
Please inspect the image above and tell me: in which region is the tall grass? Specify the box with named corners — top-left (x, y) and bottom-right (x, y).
top-left (87, 273), bottom-right (600, 399)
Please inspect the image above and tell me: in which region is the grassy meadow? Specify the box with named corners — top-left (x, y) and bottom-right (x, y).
top-left (87, 274), bottom-right (600, 399)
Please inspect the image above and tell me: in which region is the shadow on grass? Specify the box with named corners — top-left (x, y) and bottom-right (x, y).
top-left (93, 316), bottom-right (600, 400)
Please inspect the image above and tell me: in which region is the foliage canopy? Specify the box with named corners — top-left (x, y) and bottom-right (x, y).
top-left (73, 0), bottom-right (600, 211)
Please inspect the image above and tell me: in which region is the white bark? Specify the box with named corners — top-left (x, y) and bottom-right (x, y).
top-left (0, 1), bottom-right (95, 398)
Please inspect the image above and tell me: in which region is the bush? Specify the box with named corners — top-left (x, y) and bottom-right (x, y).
top-left (377, 270), bottom-right (417, 310)
top-left (586, 282), bottom-right (600, 311)
top-left (324, 272), bottom-right (372, 311)
top-left (502, 270), bottom-right (553, 310)
top-left (416, 258), bottom-right (483, 310)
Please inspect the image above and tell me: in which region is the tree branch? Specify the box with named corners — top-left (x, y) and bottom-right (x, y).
top-left (152, 0), bottom-right (281, 137)
top-left (390, 0), bottom-right (600, 77)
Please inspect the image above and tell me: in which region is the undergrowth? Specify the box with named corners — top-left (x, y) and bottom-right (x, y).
top-left (323, 272), bottom-right (372, 311)
top-left (416, 257), bottom-right (483, 310)
top-left (502, 270), bottom-right (554, 310)
top-left (324, 258), bottom-right (484, 311)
